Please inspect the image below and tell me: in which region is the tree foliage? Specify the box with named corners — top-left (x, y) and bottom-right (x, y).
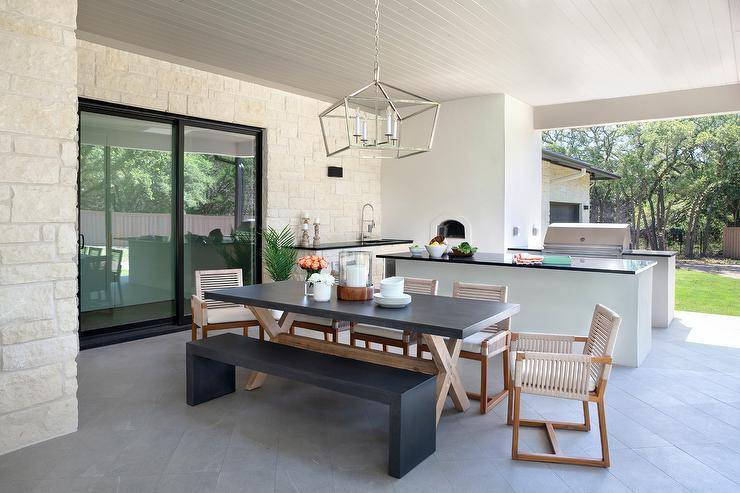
top-left (543, 114), bottom-right (739, 257)
top-left (79, 145), bottom-right (257, 217)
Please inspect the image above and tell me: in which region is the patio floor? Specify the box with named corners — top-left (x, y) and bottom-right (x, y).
top-left (1, 311), bottom-right (739, 492)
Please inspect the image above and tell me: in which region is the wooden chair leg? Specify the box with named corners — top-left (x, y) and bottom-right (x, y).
top-left (243, 327), bottom-right (248, 337)
top-left (583, 401), bottom-right (591, 432)
top-left (382, 343), bottom-right (388, 351)
top-left (259, 327), bottom-right (265, 341)
top-left (402, 343), bottom-right (409, 356)
top-left (597, 400), bottom-right (610, 466)
top-left (191, 323), bottom-right (197, 341)
top-left (479, 357), bottom-right (488, 414)
top-left (350, 333), bottom-right (356, 347)
top-left (202, 326), bottom-right (208, 339)
top-left (511, 388), bottom-right (521, 459)
top-left (507, 386), bottom-right (514, 425)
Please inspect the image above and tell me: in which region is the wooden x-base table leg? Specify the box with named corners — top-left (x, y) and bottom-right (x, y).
top-left (242, 307), bottom-right (295, 390)
top-left (422, 334), bottom-right (470, 424)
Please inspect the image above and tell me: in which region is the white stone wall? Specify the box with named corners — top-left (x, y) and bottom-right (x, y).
top-left (0, 0), bottom-right (79, 455)
top-left (77, 40), bottom-right (382, 243)
top-left (541, 161), bottom-right (591, 230)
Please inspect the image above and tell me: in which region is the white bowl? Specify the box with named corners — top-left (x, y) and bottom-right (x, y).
top-left (380, 276), bottom-right (404, 298)
top-left (425, 244), bottom-right (447, 258)
top-left (409, 246), bottom-right (425, 256)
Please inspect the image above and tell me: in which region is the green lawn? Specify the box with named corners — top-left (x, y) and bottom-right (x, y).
top-left (675, 269), bottom-right (740, 316)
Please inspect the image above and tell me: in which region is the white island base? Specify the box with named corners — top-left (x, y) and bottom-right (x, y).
top-left (387, 256), bottom-right (654, 367)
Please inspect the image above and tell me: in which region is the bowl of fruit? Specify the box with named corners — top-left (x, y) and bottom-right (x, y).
top-left (425, 241), bottom-right (448, 258)
top-left (450, 242), bottom-right (478, 257)
top-left (409, 244), bottom-right (425, 256)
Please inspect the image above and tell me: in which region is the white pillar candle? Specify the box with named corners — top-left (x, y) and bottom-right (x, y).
top-left (354, 112), bottom-right (361, 137)
top-left (345, 264), bottom-right (368, 288)
top-left (361, 120), bottom-right (368, 141)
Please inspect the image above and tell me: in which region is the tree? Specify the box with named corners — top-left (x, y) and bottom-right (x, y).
top-left (543, 114), bottom-right (739, 257)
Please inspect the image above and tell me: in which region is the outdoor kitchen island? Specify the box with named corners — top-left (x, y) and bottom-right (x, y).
top-left (379, 252), bottom-right (657, 367)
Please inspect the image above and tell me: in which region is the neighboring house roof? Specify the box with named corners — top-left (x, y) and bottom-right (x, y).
top-left (542, 149), bottom-right (620, 181)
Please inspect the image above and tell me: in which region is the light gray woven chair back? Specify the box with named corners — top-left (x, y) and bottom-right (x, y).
top-left (403, 277), bottom-right (438, 295)
top-left (452, 281), bottom-right (509, 331)
top-left (195, 269), bottom-right (243, 310)
top-left (584, 304), bottom-right (622, 383)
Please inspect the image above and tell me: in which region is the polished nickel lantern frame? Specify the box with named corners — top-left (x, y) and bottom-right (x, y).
top-left (318, 0), bottom-right (440, 159)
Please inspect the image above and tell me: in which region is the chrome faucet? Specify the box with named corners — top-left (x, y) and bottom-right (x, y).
top-left (360, 203), bottom-right (376, 241)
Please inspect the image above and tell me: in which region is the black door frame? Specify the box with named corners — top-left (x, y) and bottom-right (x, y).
top-left (78, 98), bottom-right (263, 348)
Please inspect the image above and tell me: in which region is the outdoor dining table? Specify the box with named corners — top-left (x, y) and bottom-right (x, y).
top-left (205, 280), bottom-right (520, 423)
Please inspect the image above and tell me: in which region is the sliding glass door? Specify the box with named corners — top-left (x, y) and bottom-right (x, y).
top-left (79, 112), bottom-right (176, 331)
top-left (183, 126), bottom-right (258, 313)
top-left (78, 101), bottom-right (262, 340)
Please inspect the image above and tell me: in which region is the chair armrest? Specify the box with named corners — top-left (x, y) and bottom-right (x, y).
top-left (510, 331), bottom-right (587, 354)
top-left (191, 295), bottom-right (207, 327)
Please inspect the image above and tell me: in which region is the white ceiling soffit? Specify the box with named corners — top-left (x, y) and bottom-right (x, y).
top-left (77, 0), bottom-right (740, 107)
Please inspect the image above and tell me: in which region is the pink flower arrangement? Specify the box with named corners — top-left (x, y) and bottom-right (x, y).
top-left (297, 255), bottom-right (328, 276)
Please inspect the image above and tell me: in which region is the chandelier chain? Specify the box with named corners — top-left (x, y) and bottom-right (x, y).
top-left (373, 0), bottom-right (380, 81)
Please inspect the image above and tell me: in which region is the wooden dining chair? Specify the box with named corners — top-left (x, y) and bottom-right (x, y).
top-left (350, 277), bottom-right (438, 355)
top-left (190, 268), bottom-right (264, 341)
top-left (417, 281), bottom-right (512, 414)
top-left (509, 304), bottom-right (622, 467)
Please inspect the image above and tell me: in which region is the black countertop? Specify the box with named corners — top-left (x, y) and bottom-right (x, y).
top-left (290, 239), bottom-right (413, 251)
top-left (507, 247), bottom-right (677, 257)
top-left (378, 252), bottom-right (656, 275)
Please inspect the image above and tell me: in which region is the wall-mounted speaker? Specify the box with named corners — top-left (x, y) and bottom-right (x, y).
top-left (327, 166), bottom-right (343, 178)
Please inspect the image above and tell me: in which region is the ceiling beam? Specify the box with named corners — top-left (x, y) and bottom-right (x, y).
top-left (533, 83), bottom-right (740, 130)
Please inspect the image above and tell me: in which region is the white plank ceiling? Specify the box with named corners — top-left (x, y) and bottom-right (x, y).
top-left (77, 0), bottom-right (740, 106)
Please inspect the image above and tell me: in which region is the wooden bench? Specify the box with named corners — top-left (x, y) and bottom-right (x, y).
top-left (186, 333), bottom-right (437, 478)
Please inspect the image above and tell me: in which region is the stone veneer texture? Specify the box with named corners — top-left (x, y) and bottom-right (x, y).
top-left (0, 0), bottom-right (80, 454)
top-left (77, 39), bottom-right (382, 242)
top-left (541, 160), bottom-right (591, 228)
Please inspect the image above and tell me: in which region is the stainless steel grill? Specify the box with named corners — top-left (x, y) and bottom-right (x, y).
top-left (543, 223), bottom-right (631, 257)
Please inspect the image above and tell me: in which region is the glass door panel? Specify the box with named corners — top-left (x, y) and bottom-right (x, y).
top-left (183, 126), bottom-right (258, 314)
top-left (79, 112), bottom-right (175, 331)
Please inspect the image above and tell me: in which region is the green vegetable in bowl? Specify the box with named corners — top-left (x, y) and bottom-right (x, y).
top-left (453, 242), bottom-right (477, 254)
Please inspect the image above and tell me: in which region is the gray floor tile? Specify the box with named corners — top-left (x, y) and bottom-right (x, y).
top-left (606, 448), bottom-right (689, 493)
top-left (677, 443), bottom-right (740, 484)
top-left (635, 446), bottom-right (739, 492)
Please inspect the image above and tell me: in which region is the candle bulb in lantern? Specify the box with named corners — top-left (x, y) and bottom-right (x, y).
top-left (361, 120), bottom-right (368, 142)
top-left (385, 105), bottom-right (393, 137)
top-left (392, 116), bottom-right (398, 141)
top-left (353, 109), bottom-right (361, 141)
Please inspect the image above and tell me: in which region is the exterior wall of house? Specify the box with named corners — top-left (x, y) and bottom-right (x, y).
top-left (0, 0), bottom-right (80, 455)
top-left (77, 40), bottom-right (381, 243)
top-left (541, 160), bottom-right (591, 230)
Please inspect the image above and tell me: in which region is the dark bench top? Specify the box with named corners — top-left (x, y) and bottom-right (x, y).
top-left (187, 333), bottom-right (434, 404)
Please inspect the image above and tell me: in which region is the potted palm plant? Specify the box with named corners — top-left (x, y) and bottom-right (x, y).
top-left (262, 225), bottom-right (297, 282)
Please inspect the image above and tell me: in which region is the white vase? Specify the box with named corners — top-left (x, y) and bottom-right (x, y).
top-left (313, 282), bottom-right (332, 302)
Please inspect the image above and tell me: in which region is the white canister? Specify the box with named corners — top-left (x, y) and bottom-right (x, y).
top-left (313, 282), bottom-right (332, 302)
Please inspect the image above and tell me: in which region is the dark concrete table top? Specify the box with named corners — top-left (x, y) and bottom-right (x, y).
top-left (205, 280), bottom-right (520, 340)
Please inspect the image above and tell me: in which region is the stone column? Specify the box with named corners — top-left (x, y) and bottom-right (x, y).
top-left (0, 0), bottom-right (80, 454)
